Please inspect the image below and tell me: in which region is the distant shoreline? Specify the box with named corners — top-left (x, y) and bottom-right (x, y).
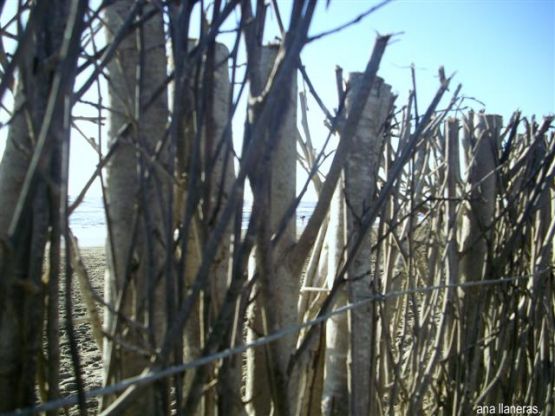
top-left (69, 195), bottom-right (318, 248)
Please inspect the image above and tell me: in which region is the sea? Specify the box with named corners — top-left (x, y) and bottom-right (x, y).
top-left (70, 195), bottom-right (316, 247)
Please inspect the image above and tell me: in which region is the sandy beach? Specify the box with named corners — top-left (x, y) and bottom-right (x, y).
top-left (57, 246), bottom-right (105, 414)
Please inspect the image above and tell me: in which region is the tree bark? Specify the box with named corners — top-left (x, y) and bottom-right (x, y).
top-left (245, 44), bottom-right (298, 415)
top-left (344, 75), bottom-right (392, 416)
top-left (527, 134), bottom-right (553, 410)
top-left (459, 112), bottom-right (502, 413)
top-left (460, 113), bottom-right (501, 284)
top-left (102, 3), bottom-right (170, 414)
top-left (444, 117), bottom-right (461, 414)
top-left (321, 75), bottom-right (392, 415)
top-left (321, 180), bottom-right (349, 416)
top-left (0, 2), bottom-right (71, 411)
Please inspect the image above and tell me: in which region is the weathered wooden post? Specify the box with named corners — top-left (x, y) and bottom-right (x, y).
top-left (460, 112), bottom-right (501, 283)
top-left (321, 178), bottom-right (349, 416)
top-left (322, 75), bottom-right (392, 415)
top-left (459, 112), bottom-right (502, 411)
top-left (444, 117), bottom-right (461, 413)
top-left (528, 131), bottom-right (553, 411)
top-left (245, 44), bottom-right (298, 416)
top-left (103, 2), bottom-right (170, 413)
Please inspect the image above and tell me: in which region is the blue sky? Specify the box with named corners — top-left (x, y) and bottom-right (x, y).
top-left (263, 0), bottom-right (555, 201)
top-left (297, 0), bottom-right (554, 120)
top-left (1, 0), bottom-right (553, 197)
